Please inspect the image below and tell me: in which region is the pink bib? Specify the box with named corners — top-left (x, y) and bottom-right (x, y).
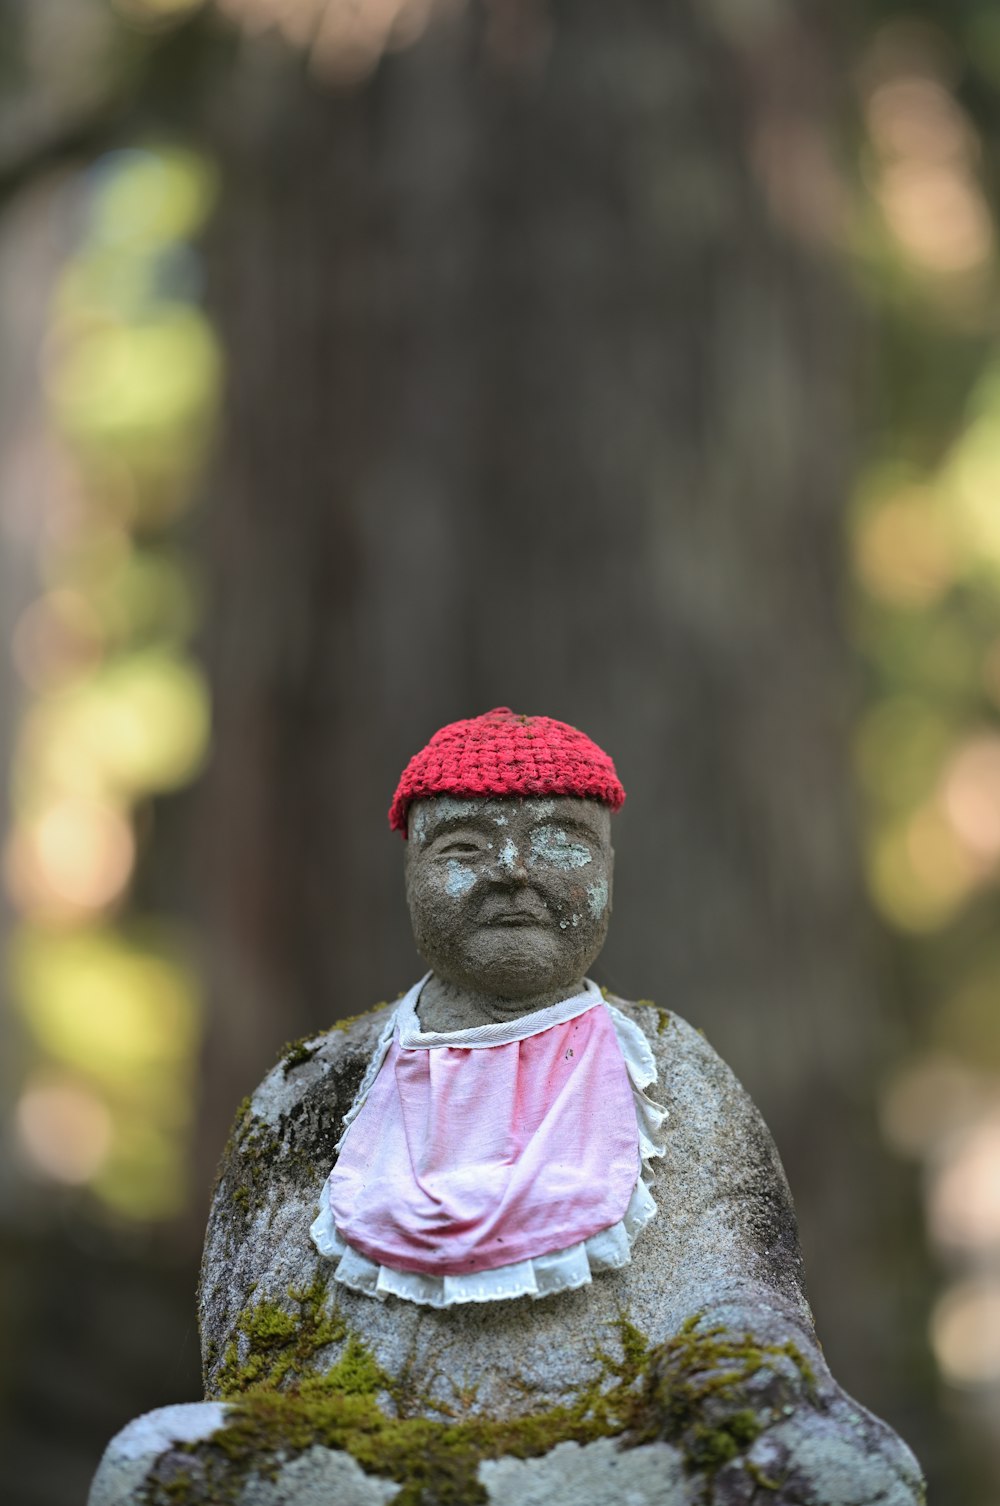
top-left (327, 999), bottom-right (640, 1277)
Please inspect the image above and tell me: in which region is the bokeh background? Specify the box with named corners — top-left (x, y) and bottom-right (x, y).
top-left (2, 1), bottom-right (1000, 1501)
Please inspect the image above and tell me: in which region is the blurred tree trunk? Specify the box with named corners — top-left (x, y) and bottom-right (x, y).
top-left (195, 0), bottom-right (935, 1466)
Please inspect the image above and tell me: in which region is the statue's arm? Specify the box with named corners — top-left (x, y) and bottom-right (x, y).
top-left (198, 1005), bottom-right (393, 1396)
top-left (631, 1005), bottom-right (925, 1501)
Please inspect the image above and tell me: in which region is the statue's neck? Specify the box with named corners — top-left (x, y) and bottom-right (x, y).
top-left (415, 974), bottom-right (588, 1033)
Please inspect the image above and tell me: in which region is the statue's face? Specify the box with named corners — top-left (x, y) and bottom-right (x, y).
top-left (404, 795), bottom-right (613, 1000)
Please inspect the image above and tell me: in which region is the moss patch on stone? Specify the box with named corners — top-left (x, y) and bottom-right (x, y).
top-left (645, 1004), bottom-right (672, 1034)
top-left (146, 1291), bottom-right (819, 1506)
top-left (213, 1097), bottom-right (325, 1238)
top-left (216, 1276), bottom-right (348, 1396)
top-left (624, 1314), bottom-right (817, 1493)
top-left (280, 1037), bottom-right (321, 1076)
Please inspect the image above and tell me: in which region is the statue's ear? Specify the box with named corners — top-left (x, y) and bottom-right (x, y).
top-left (606, 844), bottom-right (614, 916)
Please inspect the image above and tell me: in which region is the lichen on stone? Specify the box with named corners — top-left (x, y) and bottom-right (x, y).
top-left (149, 1286), bottom-right (826, 1506)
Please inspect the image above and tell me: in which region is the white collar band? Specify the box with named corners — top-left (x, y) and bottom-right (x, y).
top-left (395, 974), bottom-right (604, 1050)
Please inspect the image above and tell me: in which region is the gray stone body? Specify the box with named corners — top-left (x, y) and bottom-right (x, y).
top-left (90, 995), bottom-right (925, 1504)
top-left (201, 995), bottom-right (814, 1409)
top-left (89, 793), bottom-right (925, 1502)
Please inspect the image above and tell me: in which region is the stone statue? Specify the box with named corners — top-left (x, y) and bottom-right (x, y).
top-left (90, 709), bottom-right (925, 1506)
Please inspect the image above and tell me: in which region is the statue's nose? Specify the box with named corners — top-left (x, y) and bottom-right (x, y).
top-left (496, 838), bottom-right (529, 882)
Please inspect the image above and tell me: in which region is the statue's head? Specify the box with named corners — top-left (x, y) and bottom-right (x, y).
top-left (389, 709), bottom-right (624, 1000)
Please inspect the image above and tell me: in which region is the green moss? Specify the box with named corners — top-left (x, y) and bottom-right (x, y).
top-left (688, 1410), bottom-right (761, 1468)
top-left (638, 1314), bottom-right (813, 1418)
top-left (216, 1276), bottom-right (347, 1396)
top-left (280, 1037), bottom-right (320, 1075)
top-left (158, 1475), bottom-right (198, 1503)
top-left (215, 1096), bottom-right (323, 1236)
top-left (627, 1314), bottom-right (816, 1494)
top-left (148, 1297), bottom-right (814, 1506)
top-left (647, 1004), bottom-right (672, 1034)
top-left (232, 1095), bottom-right (251, 1123)
top-left (746, 1458), bottom-right (784, 1490)
top-left (324, 1334), bottom-right (390, 1397)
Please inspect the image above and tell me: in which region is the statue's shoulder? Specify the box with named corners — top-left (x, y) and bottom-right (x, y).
top-left (209, 1000), bottom-right (397, 1213)
top-left (600, 989), bottom-right (771, 1137)
top-left (238, 999), bottom-right (396, 1125)
top-left (601, 989), bottom-right (735, 1074)
top-left (283, 998), bottom-right (398, 1072)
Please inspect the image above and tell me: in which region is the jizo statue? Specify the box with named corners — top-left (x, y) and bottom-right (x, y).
top-left (90, 709), bottom-right (925, 1506)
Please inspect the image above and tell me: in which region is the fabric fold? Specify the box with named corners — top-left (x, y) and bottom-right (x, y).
top-left (310, 981), bottom-right (667, 1307)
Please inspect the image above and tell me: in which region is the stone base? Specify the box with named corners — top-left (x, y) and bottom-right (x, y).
top-left (88, 1397), bottom-right (923, 1506)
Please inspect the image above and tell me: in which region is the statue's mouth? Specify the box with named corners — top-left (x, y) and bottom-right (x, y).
top-left (484, 911), bottom-right (546, 927)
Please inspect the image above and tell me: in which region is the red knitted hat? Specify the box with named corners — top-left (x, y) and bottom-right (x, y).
top-left (389, 708), bottom-right (625, 835)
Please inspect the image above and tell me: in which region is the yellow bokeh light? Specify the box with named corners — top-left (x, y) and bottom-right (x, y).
top-left (11, 590), bottom-right (103, 693)
top-left (4, 798), bottom-right (134, 920)
top-left (10, 927), bottom-right (199, 1081)
top-left (88, 148), bottom-right (217, 251)
top-left (941, 735), bottom-right (1000, 862)
top-left (946, 416), bottom-right (1000, 572)
top-left (35, 798), bottom-right (134, 907)
top-left (866, 75), bottom-right (974, 167)
top-left (878, 163), bottom-right (994, 274)
top-left (868, 801), bottom-right (979, 931)
top-left (864, 68), bottom-right (995, 275)
top-left (87, 548), bottom-right (199, 645)
top-left (15, 1076), bottom-right (114, 1185)
top-left (48, 308), bottom-right (221, 455)
top-left (931, 1278), bottom-right (1000, 1386)
top-left (85, 652), bottom-right (211, 793)
top-left (928, 1107), bottom-right (1000, 1255)
top-left (853, 489), bottom-right (955, 607)
top-left (879, 1053), bottom-right (985, 1159)
top-left (3, 143), bottom-right (218, 1226)
top-left (10, 653), bottom-right (209, 810)
top-left (12, 698), bottom-right (114, 807)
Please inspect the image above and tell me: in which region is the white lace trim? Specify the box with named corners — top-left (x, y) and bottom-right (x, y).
top-left (313, 980), bottom-right (668, 1305)
top-left (310, 1174), bottom-right (658, 1307)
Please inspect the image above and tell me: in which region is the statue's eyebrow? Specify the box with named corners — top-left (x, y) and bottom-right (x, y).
top-left (422, 813), bottom-right (495, 843)
top-left (528, 816), bottom-right (601, 841)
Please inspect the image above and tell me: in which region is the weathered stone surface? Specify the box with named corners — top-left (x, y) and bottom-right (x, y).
top-left (178, 994), bottom-right (926, 1504)
top-left (88, 1404), bottom-right (229, 1506)
top-left (88, 990), bottom-right (925, 1504)
top-left (89, 1397), bottom-right (923, 1506)
top-left (88, 1406), bottom-right (400, 1506)
top-left (200, 997), bottom-right (811, 1411)
top-left (478, 1437), bottom-right (694, 1505)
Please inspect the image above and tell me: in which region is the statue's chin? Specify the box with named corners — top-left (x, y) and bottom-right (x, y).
top-left (426, 932), bottom-right (595, 1004)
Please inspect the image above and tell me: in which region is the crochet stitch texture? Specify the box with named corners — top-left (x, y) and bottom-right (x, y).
top-left (389, 707), bottom-right (625, 835)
